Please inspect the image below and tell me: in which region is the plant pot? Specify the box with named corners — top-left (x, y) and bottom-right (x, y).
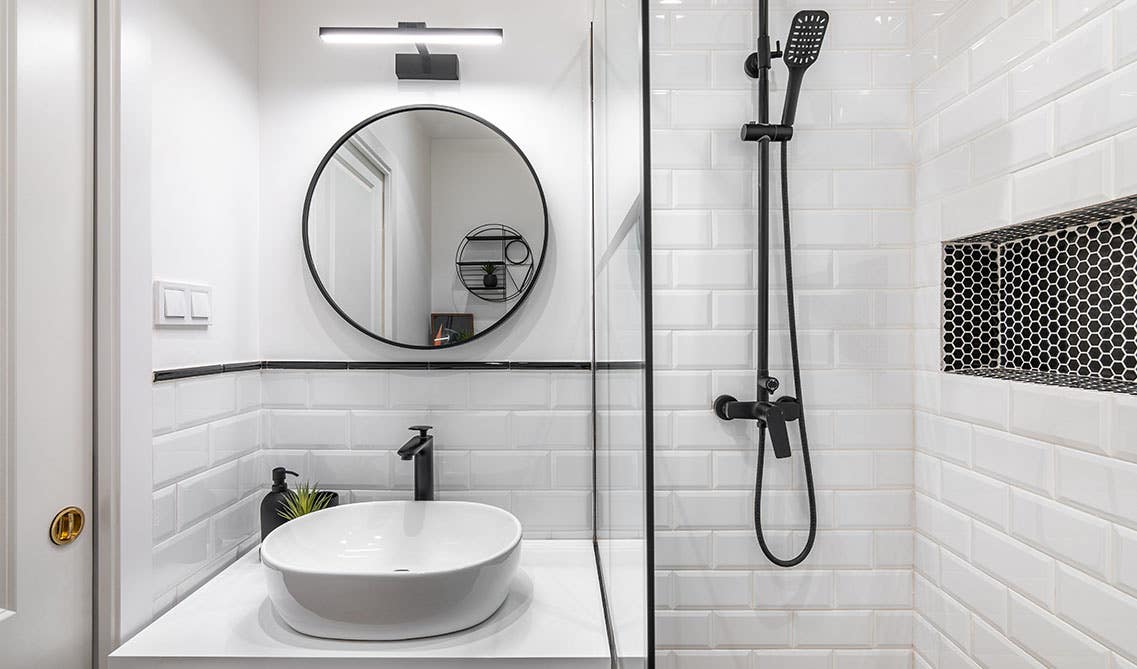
top-left (483, 273), bottom-right (498, 289)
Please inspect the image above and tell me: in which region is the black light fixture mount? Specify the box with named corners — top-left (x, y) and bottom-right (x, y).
top-left (319, 22), bottom-right (504, 81)
top-left (395, 22), bottom-right (458, 81)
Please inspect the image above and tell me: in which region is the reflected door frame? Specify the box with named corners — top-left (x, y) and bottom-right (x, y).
top-left (310, 135), bottom-right (394, 338)
top-left (349, 132), bottom-right (397, 340)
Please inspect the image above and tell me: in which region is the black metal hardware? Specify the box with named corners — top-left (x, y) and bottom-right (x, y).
top-left (393, 22), bottom-right (460, 81)
top-left (454, 224), bottom-right (535, 302)
top-left (301, 105), bottom-right (550, 350)
top-left (740, 123), bottom-right (794, 143)
top-left (744, 39), bottom-right (782, 79)
top-left (715, 5), bottom-right (830, 569)
top-left (397, 426), bottom-right (435, 501)
top-left (713, 395), bottom-right (800, 459)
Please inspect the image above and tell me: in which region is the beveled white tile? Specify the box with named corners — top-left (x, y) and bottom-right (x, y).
top-left (969, 0), bottom-right (1051, 86)
top-left (153, 426), bottom-right (210, 490)
top-left (269, 410), bottom-right (347, 449)
top-left (670, 11), bottom-right (753, 49)
top-left (152, 520), bottom-right (210, 596)
top-left (175, 376), bottom-right (236, 428)
top-left (175, 462), bottom-right (239, 531)
top-left (308, 372), bottom-right (386, 409)
top-left (753, 571), bottom-right (834, 609)
top-left (1050, 566), bottom-right (1137, 659)
top-left (1010, 383), bottom-right (1108, 452)
top-left (1011, 489), bottom-right (1111, 577)
top-left (971, 105), bottom-right (1053, 181)
top-left (309, 450), bottom-right (390, 488)
top-left (1056, 61), bottom-right (1137, 152)
top-left (153, 486), bottom-right (176, 543)
top-left (153, 383), bottom-right (176, 435)
top-left (1055, 449), bottom-right (1137, 526)
top-left (1010, 15), bottom-right (1111, 114)
top-left (208, 412), bottom-right (260, 465)
top-left (1008, 591), bottom-right (1110, 669)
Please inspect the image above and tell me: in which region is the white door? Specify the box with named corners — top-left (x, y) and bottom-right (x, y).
top-left (0, 0), bottom-right (94, 667)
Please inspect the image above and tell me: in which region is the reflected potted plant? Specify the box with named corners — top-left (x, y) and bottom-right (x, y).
top-left (481, 263), bottom-right (499, 289)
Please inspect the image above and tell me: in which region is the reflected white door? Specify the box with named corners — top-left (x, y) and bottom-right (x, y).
top-left (0, 0), bottom-right (94, 667)
top-left (309, 143), bottom-right (387, 334)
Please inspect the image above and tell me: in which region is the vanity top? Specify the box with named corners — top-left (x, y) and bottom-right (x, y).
top-left (110, 540), bottom-right (611, 669)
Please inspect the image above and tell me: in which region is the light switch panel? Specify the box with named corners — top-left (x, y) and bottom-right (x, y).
top-left (154, 281), bottom-right (212, 327)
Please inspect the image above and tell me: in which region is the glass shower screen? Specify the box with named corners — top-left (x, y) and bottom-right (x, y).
top-left (592, 0), bottom-right (654, 666)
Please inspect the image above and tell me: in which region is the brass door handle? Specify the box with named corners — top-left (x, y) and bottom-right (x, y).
top-left (50, 506), bottom-right (85, 545)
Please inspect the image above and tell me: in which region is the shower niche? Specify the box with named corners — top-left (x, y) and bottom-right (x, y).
top-left (943, 194), bottom-right (1137, 395)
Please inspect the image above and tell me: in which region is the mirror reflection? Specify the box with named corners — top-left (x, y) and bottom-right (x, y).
top-left (305, 107), bottom-right (547, 348)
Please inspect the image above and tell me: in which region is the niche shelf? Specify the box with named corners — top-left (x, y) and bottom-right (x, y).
top-left (943, 194), bottom-right (1137, 396)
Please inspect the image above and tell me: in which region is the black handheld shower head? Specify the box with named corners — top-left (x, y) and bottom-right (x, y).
top-left (781, 10), bottom-right (829, 127)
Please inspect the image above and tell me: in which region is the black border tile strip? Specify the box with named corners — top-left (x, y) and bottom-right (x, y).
top-left (510, 361), bottom-right (591, 370)
top-left (429, 361), bottom-right (510, 370)
top-left (153, 362), bottom-right (257, 382)
top-left (595, 361), bottom-right (647, 371)
top-left (153, 360), bottom-right (593, 382)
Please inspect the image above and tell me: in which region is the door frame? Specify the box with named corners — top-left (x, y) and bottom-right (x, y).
top-left (95, 0), bottom-right (156, 664)
top-left (0, 0), bottom-right (13, 623)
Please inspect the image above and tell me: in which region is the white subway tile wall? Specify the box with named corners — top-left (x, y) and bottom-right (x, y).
top-left (151, 368), bottom-right (594, 614)
top-left (151, 371), bottom-right (262, 615)
top-left (652, 0), bottom-right (916, 665)
top-left (914, 1), bottom-right (1137, 669)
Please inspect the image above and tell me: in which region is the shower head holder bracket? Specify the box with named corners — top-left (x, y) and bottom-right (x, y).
top-left (740, 122), bottom-right (794, 143)
top-left (744, 39), bottom-right (782, 79)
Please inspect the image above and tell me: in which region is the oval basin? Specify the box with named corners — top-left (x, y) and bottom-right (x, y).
top-left (260, 500), bottom-right (522, 640)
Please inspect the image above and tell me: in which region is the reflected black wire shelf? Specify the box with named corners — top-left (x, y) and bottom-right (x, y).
top-left (455, 224), bottom-right (534, 303)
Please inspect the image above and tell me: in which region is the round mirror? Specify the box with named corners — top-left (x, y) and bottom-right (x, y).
top-left (303, 106), bottom-right (548, 349)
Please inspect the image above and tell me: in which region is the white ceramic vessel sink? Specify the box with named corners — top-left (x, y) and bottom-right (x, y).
top-left (260, 501), bottom-right (523, 640)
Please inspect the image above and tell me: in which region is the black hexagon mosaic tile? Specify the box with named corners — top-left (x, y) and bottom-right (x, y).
top-left (943, 209), bottom-right (1137, 396)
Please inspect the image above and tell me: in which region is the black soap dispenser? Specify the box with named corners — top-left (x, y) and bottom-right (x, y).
top-left (260, 467), bottom-right (298, 541)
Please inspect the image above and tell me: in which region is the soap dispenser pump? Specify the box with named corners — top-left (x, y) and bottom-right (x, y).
top-left (260, 467), bottom-right (298, 540)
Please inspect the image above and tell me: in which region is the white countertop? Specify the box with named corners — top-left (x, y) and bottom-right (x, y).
top-left (110, 540), bottom-right (611, 669)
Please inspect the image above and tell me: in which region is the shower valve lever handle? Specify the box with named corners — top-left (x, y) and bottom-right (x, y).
top-left (713, 395), bottom-right (801, 460)
top-left (762, 404), bottom-right (794, 460)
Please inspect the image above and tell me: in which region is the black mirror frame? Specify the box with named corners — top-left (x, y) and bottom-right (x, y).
top-left (302, 105), bottom-right (551, 350)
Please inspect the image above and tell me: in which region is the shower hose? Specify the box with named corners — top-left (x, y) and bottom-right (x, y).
top-left (754, 142), bottom-right (818, 567)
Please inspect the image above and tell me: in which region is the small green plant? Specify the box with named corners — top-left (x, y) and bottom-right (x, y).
top-left (481, 263), bottom-right (498, 275)
top-left (277, 482), bottom-right (335, 521)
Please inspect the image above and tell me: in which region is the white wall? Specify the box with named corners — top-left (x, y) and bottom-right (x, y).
top-left (429, 137), bottom-right (545, 333)
top-left (138, 0), bottom-right (594, 630)
top-left (257, 0), bottom-right (591, 361)
top-left (650, 2), bottom-right (916, 666)
top-left (150, 0), bottom-right (261, 370)
top-left (912, 1), bottom-right (1137, 668)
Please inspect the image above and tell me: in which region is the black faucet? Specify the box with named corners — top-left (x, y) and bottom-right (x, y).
top-left (714, 394), bottom-right (801, 459)
top-left (397, 425), bottom-right (434, 501)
